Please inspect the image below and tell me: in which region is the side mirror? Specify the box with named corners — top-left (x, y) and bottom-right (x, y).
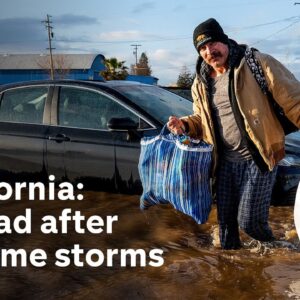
top-left (107, 117), bottom-right (141, 142)
top-left (107, 117), bottom-right (138, 131)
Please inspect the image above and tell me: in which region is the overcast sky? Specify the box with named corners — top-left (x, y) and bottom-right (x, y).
top-left (1, 0), bottom-right (300, 85)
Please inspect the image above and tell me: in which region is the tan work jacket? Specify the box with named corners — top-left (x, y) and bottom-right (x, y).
top-left (182, 52), bottom-right (300, 172)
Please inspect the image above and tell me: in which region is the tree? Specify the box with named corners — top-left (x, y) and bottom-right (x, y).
top-left (36, 54), bottom-right (72, 79)
top-left (101, 57), bottom-right (129, 81)
top-left (177, 66), bottom-right (194, 88)
top-left (130, 52), bottom-right (152, 76)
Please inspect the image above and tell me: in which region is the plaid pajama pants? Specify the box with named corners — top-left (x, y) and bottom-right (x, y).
top-left (216, 159), bottom-right (278, 250)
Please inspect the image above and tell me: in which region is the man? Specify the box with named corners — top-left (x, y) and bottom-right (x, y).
top-left (167, 18), bottom-right (300, 250)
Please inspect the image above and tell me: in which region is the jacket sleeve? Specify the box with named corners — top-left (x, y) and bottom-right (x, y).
top-left (180, 79), bottom-right (203, 138)
top-left (257, 52), bottom-right (300, 128)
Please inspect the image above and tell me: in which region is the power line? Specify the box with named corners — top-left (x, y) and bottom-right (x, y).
top-left (228, 16), bottom-right (300, 33)
top-left (2, 16), bottom-right (300, 47)
top-left (54, 15), bottom-right (300, 45)
top-left (251, 19), bottom-right (300, 46)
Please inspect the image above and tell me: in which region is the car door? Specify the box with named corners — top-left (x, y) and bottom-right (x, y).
top-left (46, 84), bottom-right (155, 193)
top-left (0, 85), bottom-right (51, 182)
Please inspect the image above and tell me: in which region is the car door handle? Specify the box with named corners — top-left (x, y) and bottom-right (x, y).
top-left (48, 134), bottom-right (71, 142)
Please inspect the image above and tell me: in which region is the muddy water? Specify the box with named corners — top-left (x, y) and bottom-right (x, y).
top-left (0, 191), bottom-right (299, 300)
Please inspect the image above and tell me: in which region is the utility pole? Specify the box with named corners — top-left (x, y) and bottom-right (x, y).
top-left (42, 15), bottom-right (55, 80)
top-left (131, 44), bottom-right (141, 75)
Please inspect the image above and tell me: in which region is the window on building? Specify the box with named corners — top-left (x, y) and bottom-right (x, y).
top-left (0, 86), bottom-right (48, 124)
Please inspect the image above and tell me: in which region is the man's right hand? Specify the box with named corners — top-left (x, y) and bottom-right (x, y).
top-left (167, 116), bottom-right (186, 135)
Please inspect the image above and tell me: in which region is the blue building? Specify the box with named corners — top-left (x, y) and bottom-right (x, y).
top-left (126, 74), bottom-right (158, 85)
top-left (0, 54), bottom-right (106, 84)
top-left (0, 53), bottom-right (159, 85)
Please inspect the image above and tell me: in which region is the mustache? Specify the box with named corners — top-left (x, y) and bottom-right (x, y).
top-left (208, 51), bottom-right (222, 59)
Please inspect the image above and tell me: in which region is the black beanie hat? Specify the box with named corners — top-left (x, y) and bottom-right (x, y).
top-left (193, 18), bottom-right (228, 51)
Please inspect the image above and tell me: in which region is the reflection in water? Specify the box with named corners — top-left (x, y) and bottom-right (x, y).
top-left (0, 190), bottom-right (299, 299)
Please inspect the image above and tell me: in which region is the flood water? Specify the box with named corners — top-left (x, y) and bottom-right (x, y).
top-left (0, 190), bottom-right (299, 300)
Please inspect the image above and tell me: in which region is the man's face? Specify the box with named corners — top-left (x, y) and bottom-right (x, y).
top-left (199, 41), bottom-right (229, 69)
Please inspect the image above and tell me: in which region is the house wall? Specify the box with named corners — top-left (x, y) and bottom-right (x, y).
top-left (0, 70), bottom-right (49, 84)
top-left (0, 54), bottom-right (106, 84)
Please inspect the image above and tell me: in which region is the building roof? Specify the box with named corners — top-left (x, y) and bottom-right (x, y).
top-left (0, 54), bottom-right (105, 70)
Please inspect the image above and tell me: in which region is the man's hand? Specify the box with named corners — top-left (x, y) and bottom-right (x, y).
top-left (167, 116), bottom-right (186, 135)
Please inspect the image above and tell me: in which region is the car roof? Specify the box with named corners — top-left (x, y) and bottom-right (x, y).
top-left (0, 79), bottom-right (153, 91)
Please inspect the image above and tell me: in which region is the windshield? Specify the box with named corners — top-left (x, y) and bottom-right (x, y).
top-left (112, 84), bottom-right (193, 123)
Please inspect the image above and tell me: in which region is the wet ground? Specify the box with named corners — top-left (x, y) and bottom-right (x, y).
top-left (0, 191), bottom-right (299, 300)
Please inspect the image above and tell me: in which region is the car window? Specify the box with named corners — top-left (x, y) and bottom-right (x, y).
top-left (0, 86), bottom-right (48, 124)
top-left (110, 84), bottom-right (193, 124)
top-left (58, 87), bottom-right (149, 130)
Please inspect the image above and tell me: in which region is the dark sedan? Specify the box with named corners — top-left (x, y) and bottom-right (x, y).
top-left (0, 80), bottom-right (192, 194)
top-left (0, 80), bottom-right (298, 203)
